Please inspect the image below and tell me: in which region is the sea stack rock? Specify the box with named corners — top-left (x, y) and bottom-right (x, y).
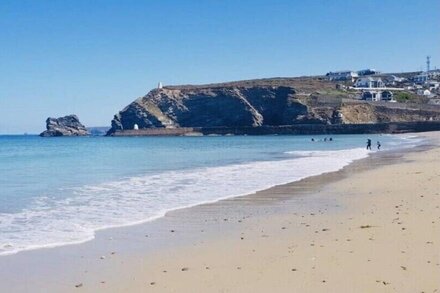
top-left (40, 115), bottom-right (88, 137)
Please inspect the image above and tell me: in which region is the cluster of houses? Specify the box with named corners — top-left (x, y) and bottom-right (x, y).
top-left (326, 68), bottom-right (440, 103)
top-left (326, 69), bottom-right (385, 82)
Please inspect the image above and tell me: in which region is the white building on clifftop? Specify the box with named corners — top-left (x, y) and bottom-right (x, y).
top-left (326, 71), bottom-right (358, 82)
top-left (355, 77), bottom-right (385, 88)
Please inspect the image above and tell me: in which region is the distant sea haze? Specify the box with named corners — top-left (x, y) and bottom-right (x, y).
top-left (0, 134), bottom-right (422, 255)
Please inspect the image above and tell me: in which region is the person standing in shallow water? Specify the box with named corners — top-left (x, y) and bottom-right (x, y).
top-left (377, 141), bottom-right (381, 150)
top-left (366, 139), bottom-right (372, 150)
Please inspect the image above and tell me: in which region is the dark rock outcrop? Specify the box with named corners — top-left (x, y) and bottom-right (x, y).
top-left (40, 115), bottom-right (88, 137)
top-left (109, 83), bottom-right (324, 135)
top-left (107, 78), bottom-right (440, 136)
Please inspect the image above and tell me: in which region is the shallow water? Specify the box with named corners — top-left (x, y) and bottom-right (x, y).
top-left (0, 134), bottom-right (421, 255)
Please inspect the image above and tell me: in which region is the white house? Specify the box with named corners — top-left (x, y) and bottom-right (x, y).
top-left (384, 75), bottom-right (405, 86)
top-left (362, 90), bottom-right (394, 102)
top-left (326, 71), bottom-right (358, 82)
top-left (417, 89), bottom-right (431, 96)
top-left (355, 77), bottom-right (385, 88)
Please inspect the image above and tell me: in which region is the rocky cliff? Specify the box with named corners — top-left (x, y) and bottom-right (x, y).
top-left (40, 115), bottom-right (88, 137)
top-left (108, 78), bottom-right (440, 135)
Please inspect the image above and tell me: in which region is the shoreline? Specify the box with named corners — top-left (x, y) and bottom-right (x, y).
top-left (0, 132), bottom-right (439, 292)
top-left (0, 134), bottom-right (415, 257)
top-left (108, 121), bottom-right (440, 136)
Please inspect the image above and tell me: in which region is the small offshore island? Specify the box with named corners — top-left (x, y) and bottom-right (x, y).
top-left (107, 68), bottom-right (440, 136)
top-left (40, 115), bottom-right (88, 137)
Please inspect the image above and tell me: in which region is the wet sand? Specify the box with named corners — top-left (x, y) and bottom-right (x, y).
top-left (0, 133), bottom-right (439, 292)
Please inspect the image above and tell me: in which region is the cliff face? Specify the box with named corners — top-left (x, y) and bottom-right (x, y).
top-left (40, 115), bottom-right (88, 137)
top-left (108, 78), bottom-right (440, 135)
top-left (339, 103), bottom-right (440, 123)
top-left (109, 84), bottom-right (335, 134)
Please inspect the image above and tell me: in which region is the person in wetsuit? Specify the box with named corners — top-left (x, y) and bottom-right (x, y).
top-left (366, 139), bottom-right (372, 150)
top-left (377, 141), bottom-right (381, 150)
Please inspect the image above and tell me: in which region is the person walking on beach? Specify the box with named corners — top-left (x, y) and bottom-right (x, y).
top-left (366, 139), bottom-right (372, 150)
top-left (377, 141), bottom-right (381, 150)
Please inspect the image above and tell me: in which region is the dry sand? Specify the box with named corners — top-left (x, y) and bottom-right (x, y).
top-left (93, 134), bottom-right (440, 293)
top-left (1, 133), bottom-right (439, 293)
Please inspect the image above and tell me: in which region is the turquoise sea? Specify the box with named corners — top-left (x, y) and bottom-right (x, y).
top-left (0, 134), bottom-right (422, 255)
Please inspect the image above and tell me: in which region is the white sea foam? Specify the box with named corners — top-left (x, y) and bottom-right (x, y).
top-left (0, 147), bottom-right (371, 255)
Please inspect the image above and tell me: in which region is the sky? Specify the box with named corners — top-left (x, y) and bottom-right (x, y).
top-left (0, 0), bottom-right (439, 134)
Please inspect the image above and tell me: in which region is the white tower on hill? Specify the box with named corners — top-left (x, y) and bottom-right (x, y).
top-left (158, 82), bottom-right (163, 89)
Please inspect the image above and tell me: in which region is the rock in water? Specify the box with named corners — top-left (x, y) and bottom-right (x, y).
top-left (40, 115), bottom-right (88, 137)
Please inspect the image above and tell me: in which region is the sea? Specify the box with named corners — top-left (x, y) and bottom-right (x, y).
top-left (0, 134), bottom-right (423, 256)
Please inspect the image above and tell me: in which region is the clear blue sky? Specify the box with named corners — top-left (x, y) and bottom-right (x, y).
top-left (1, 0), bottom-right (439, 134)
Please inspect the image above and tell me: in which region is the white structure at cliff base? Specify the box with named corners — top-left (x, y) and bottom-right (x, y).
top-left (133, 123), bottom-right (139, 130)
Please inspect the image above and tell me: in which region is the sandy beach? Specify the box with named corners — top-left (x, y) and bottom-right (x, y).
top-left (1, 132), bottom-right (439, 293)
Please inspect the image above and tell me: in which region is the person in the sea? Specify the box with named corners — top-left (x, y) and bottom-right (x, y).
top-left (311, 138), bottom-right (315, 142)
top-left (366, 139), bottom-right (372, 150)
top-left (377, 141), bottom-right (381, 150)
top-left (324, 137), bottom-right (327, 142)
top-left (329, 137), bottom-right (333, 141)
